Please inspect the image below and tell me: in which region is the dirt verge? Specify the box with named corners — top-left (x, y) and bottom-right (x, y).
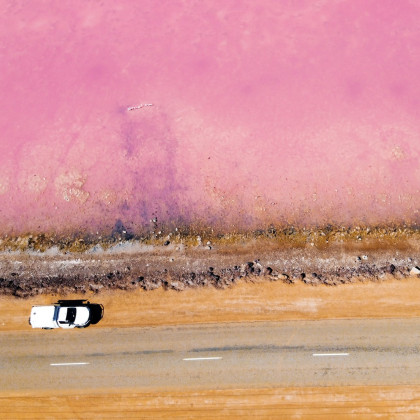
top-left (2, 275), bottom-right (420, 332)
top-left (2, 385), bottom-right (420, 419)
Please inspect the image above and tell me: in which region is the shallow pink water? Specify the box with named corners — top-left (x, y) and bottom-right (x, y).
top-left (1, 0), bottom-right (420, 234)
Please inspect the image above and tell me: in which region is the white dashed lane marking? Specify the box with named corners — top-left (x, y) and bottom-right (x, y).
top-left (312, 353), bottom-right (349, 357)
top-left (50, 362), bottom-right (90, 366)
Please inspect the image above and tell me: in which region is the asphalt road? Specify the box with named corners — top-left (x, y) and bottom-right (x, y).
top-left (2, 319), bottom-right (420, 392)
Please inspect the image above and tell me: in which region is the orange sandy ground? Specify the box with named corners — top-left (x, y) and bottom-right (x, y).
top-left (2, 276), bottom-right (420, 419)
top-left (2, 386), bottom-right (420, 419)
top-left (1, 275), bottom-right (420, 332)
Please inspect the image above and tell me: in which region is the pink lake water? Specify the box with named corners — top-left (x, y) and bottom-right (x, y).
top-left (1, 0), bottom-right (420, 235)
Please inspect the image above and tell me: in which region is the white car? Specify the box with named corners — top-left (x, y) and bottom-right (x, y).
top-left (29, 304), bottom-right (91, 329)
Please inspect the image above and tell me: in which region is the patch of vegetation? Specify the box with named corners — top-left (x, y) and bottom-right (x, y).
top-left (0, 223), bottom-right (418, 253)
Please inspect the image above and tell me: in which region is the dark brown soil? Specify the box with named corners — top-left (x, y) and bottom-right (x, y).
top-left (0, 239), bottom-right (419, 297)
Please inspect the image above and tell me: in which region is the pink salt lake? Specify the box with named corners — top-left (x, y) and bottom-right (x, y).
top-left (1, 0), bottom-right (420, 234)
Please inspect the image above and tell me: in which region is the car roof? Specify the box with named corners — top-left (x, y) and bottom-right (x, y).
top-left (57, 306), bottom-right (90, 326)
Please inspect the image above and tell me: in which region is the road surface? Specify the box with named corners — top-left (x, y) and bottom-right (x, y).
top-left (1, 319), bottom-right (420, 392)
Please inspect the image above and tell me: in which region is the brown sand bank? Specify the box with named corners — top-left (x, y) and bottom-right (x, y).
top-left (2, 275), bottom-right (420, 332)
top-left (2, 385), bottom-right (420, 419)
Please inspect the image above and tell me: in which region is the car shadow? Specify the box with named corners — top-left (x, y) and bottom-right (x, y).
top-left (55, 300), bottom-right (104, 326)
top-left (87, 303), bottom-right (104, 325)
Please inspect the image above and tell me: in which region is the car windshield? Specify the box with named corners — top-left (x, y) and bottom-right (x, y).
top-left (66, 308), bottom-right (77, 324)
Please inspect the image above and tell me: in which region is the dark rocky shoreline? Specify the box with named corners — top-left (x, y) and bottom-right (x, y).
top-left (0, 243), bottom-right (418, 297)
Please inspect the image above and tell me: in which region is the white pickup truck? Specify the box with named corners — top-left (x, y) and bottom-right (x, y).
top-left (29, 303), bottom-right (91, 329)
